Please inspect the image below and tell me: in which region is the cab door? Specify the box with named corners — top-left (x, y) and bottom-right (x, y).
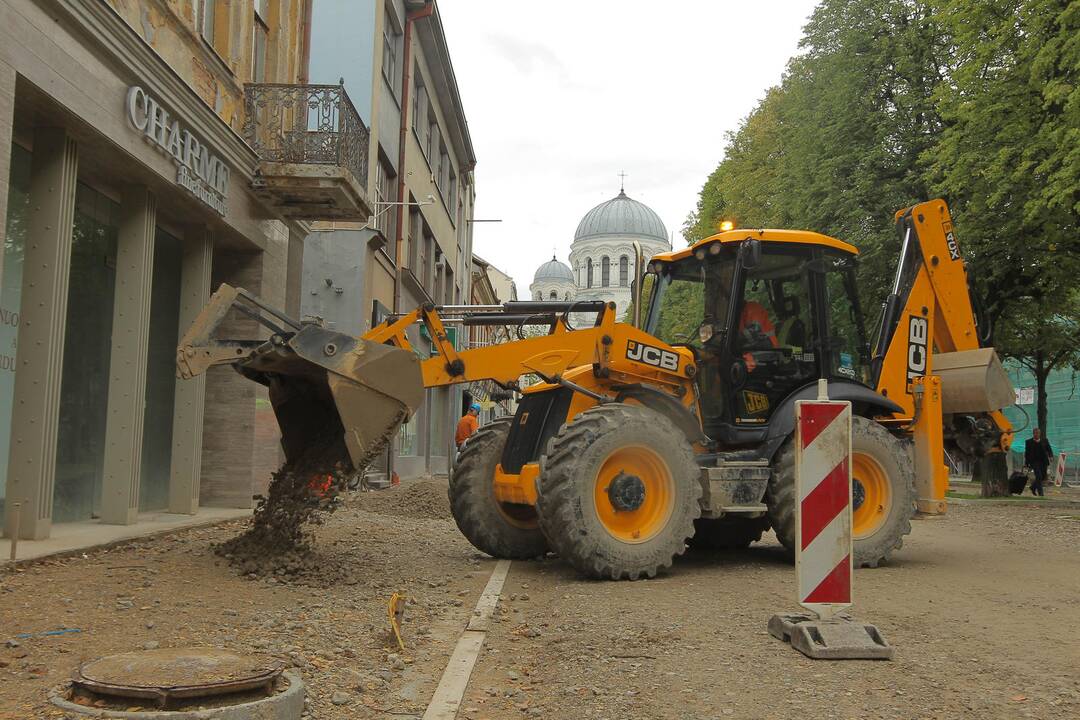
top-left (725, 245), bottom-right (822, 427)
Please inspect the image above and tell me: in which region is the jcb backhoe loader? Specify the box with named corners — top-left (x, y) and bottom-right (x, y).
top-left (178, 199), bottom-right (1014, 580)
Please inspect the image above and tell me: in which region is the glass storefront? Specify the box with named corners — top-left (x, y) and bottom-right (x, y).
top-left (0, 143), bottom-right (31, 516)
top-left (53, 183), bottom-right (120, 522)
top-left (2, 142), bottom-right (191, 522)
top-left (139, 228), bottom-right (182, 511)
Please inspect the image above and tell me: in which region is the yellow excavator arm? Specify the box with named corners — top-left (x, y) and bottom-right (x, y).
top-left (871, 200), bottom-right (1014, 512)
top-left (177, 291), bottom-right (696, 472)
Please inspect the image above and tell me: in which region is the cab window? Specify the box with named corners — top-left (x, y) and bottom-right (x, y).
top-left (822, 252), bottom-right (871, 385)
top-left (731, 247), bottom-right (820, 423)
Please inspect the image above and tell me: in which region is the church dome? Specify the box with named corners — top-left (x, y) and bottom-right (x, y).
top-left (533, 256), bottom-right (574, 283)
top-left (574, 190), bottom-right (668, 242)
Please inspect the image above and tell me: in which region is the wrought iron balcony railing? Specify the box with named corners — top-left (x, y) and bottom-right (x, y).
top-left (243, 81), bottom-right (370, 195)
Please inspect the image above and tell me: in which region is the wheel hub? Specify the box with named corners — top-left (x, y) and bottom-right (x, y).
top-left (607, 472), bottom-right (646, 512)
top-left (852, 478), bottom-right (866, 511)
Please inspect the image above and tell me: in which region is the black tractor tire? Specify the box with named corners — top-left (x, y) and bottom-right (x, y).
top-left (536, 404), bottom-right (701, 580)
top-left (449, 418), bottom-right (548, 559)
top-left (689, 517), bottom-right (768, 551)
top-left (766, 415), bottom-right (915, 568)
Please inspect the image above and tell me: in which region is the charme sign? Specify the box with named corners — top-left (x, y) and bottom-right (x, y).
top-left (126, 86), bottom-right (229, 215)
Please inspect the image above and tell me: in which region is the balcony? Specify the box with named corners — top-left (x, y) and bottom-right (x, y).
top-left (243, 82), bottom-right (372, 221)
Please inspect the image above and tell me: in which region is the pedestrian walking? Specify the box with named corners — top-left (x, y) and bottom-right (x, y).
top-left (1024, 427), bottom-right (1053, 497)
top-left (456, 403), bottom-right (482, 453)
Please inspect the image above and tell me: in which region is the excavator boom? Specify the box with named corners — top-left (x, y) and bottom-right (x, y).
top-left (177, 292), bottom-right (692, 471)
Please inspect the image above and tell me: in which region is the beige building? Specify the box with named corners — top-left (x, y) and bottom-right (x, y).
top-left (301, 0), bottom-right (477, 479)
top-left (1, 1), bottom-right (375, 540)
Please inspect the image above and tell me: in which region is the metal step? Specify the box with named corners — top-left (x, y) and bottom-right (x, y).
top-left (700, 461), bottom-right (771, 518)
top-left (719, 504), bottom-right (769, 514)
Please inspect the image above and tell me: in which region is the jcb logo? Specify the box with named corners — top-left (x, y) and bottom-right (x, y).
top-left (906, 316), bottom-right (928, 387)
top-left (626, 340), bottom-right (679, 372)
top-left (742, 390), bottom-right (769, 414)
top-left (944, 222), bottom-right (961, 261)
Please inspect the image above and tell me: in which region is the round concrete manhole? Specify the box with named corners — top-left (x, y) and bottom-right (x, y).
top-left (50, 647), bottom-right (304, 719)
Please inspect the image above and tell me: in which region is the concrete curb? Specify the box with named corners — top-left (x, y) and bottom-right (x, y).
top-left (3, 513), bottom-right (251, 570)
top-left (946, 496), bottom-right (1080, 510)
top-left (48, 670), bottom-right (304, 719)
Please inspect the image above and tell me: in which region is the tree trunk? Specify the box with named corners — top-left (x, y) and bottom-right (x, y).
top-left (1035, 357), bottom-right (1049, 434)
top-left (977, 452), bottom-right (1009, 498)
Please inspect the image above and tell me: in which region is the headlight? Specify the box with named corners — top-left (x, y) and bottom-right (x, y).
top-left (698, 323), bottom-right (714, 344)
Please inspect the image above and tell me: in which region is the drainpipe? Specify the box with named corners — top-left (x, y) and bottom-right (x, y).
top-left (299, 0), bottom-right (314, 83)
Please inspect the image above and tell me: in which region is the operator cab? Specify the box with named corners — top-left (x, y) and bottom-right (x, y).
top-left (643, 229), bottom-right (872, 447)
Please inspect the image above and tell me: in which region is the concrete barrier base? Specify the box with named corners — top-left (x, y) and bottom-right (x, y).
top-left (768, 612), bottom-right (894, 660)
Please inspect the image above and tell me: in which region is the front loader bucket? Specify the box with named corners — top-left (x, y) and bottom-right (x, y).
top-left (177, 284), bottom-right (424, 472)
top-left (239, 324), bottom-right (425, 471)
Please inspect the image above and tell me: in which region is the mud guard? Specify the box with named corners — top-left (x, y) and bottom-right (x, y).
top-left (761, 380), bottom-right (904, 461)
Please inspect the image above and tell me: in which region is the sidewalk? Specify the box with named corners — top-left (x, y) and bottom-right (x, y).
top-left (1, 507), bottom-right (251, 564)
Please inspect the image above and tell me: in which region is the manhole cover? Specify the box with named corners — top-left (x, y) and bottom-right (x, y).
top-left (73, 647), bottom-right (282, 707)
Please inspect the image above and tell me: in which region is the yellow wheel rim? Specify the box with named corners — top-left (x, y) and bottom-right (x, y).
top-left (496, 501), bottom-right (539, 530)
top-left (593, 445), bottom-right (675, 544)
top-left (852, 451), bottom-right (891, 538)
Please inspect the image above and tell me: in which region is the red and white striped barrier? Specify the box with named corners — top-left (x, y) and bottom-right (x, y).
top-left (1054, 452), bottom-right (1066, 488)
top-left (795, 391), bottom-right (852, 620)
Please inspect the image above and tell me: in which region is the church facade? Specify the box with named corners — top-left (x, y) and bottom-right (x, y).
top-left (529, 188), bottom-right (671, 319)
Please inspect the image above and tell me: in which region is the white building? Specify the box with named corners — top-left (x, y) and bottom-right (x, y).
top-left (530, 187), bottom-right (670, 319)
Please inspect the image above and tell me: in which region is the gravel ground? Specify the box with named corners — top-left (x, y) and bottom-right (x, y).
top-left (2, 489), bottom-right (1078, 719)
top-left (0, 478), bottom-right (482, 719)
top-left (459, 504), bottom-right (1080, 720)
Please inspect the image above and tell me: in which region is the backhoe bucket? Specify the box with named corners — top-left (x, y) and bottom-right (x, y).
top-left (177, 285), bottom-right (424, 471)
top-left (242, 325), bottom-right (424, 471)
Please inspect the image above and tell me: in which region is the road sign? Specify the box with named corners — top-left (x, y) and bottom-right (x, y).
top-left (1054, 452), bottom-right (1066, 488)
top-left (795, 395), bottom-right (853, 620)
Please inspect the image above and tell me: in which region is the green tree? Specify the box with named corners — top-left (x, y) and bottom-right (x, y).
top-left (926, 0), bottom-right (1080, 334)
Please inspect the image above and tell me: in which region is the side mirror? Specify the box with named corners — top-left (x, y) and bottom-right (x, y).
top-left (742, 238), bottom-right (762, 269)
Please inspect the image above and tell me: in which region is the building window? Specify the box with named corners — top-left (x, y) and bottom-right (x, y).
top-left (382, 8), bottom-right (401, 93)
top-left (412, 70), bottom-right (428, 149)
top-left (601, 256), bottom-right (610, 287)
top-left (619, 255), bottom-right (629, 286)
top-left (408, 209), bottom-right (421, 270)
top-left (549, 290), bottom-right (557, 300)
top-left (194, 0), bottom-right (216, 46)
top-left (374, 158), bottom-right (397, 242)
top-left (252, 1), bottom-right (269, 82)
top-left (586, 258), bottom-right (593, 288)
top-left (565, 292), bottom-right (572, 301)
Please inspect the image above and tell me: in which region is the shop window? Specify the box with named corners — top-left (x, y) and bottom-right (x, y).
top-left (429, 388), bottom-right (447, 457)
top-left (0, 143), bottom-right (32, 515)
top-left (54, 182), bottom-right (120, 522)
top-left (398, 412), bottom-right (417, 456)
top-left (139, 229), bottom-right (183, 511)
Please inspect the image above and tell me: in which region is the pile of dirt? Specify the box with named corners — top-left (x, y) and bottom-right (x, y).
top-left (359, 477), bottom-right (452, 520)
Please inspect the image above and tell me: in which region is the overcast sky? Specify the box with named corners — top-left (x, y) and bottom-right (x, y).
top-left (438, 1), bottom-right (820, 296)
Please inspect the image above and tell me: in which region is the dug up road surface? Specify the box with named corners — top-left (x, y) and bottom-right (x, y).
top-left (2, 478), bottom-right (1078, 719)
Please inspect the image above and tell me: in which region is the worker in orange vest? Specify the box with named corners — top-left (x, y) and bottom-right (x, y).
top-left (738, 300), bottom-right (778, 372)
top-left (456, 403), bottom-right (481, 452)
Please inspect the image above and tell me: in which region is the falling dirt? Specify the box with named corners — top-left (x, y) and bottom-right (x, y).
top-left (215, 440), bottom-right (349, 577)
